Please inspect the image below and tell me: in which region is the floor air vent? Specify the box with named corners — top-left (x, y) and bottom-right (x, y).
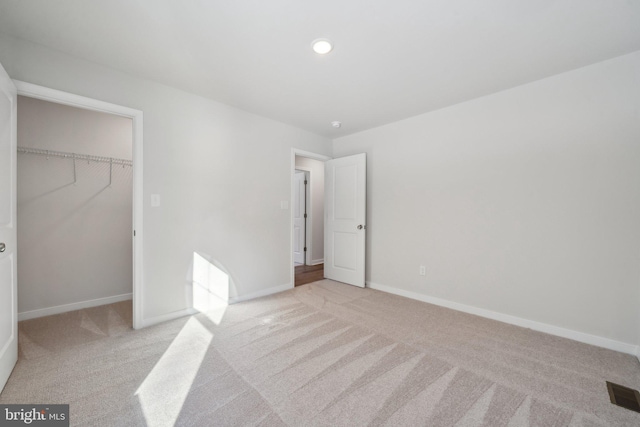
top-left (606, 381), bottom-right (640, 413)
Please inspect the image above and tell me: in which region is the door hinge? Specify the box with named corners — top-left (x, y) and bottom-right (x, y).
top-left (304, 180), bottom-right (307, 185)
top-left (304, 213), bottom-right (307, 218)
top-left (133, 230), bottom-right (136, 237)
top-left (304, 247), bottom-right (307, 252)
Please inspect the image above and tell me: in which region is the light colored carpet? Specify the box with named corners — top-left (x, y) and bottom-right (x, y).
top-left (1, 280), bottom-right (640, 426)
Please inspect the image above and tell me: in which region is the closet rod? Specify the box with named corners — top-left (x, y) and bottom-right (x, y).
top-left (17, 146), bottom-right (132, 167)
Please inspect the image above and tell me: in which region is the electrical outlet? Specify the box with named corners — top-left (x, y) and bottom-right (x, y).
top-left (419, 265), bottom-right (426, 276)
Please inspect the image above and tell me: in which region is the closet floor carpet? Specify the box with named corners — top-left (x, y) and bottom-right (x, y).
top-left (1, 282), bottom-right (640, 426)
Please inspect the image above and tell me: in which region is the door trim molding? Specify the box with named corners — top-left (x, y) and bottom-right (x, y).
top-left (293, 170), bottom-right (306, 265)
top-left (294, 168), bottom-right (312, 265)
top-left (291, 149), bottom-right (331, 288)
top-left (13, 80), bottom-right (145, 330)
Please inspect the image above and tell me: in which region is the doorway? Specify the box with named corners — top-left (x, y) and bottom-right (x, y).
top-left (291, 149), bottom-right (367, 289)
top-left (14, 80), bottom-right (143, 329)
top-left (291, 150), bottom-right (331, 287)
top-left (17, 95), bottom-right (133, 325)
top-left (293, 169), bottom-right (307, 266)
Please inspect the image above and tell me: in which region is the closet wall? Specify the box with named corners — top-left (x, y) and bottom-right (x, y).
top-left (17, 95), bottom-right (133, 317)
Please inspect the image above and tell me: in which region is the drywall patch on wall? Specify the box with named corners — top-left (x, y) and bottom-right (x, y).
top-left (17, 95), bottom-right (133, 315)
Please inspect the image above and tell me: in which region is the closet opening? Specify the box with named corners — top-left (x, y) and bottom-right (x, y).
top-left (291, 150), bottom-right (331, 287)
top-left (15, 94), bottom-right (136, 340)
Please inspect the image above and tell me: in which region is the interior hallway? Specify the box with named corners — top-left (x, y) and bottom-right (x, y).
top-left (294, 263), bottom-right (324, 286)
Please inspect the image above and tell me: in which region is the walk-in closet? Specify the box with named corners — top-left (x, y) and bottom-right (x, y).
top-left (16, 95), bottom-right (133, 336)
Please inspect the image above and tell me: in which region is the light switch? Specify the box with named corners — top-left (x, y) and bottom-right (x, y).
top-left (151, 194), bottom-right (161, 207)
top-left (280, 201), bottom-right (289, 210)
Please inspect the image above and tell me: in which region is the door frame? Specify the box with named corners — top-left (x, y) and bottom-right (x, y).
top-left (293, 169), bottom-right (307, 265)
top-left (294, 168), bottom-right (311, 265)
top-left (14, 80), bottom-right (145, 330)
top-left (291, 149), bottom-right (331, 287)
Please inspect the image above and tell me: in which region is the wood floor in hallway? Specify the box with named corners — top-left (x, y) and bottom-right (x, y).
top-left (294, 263), bottom-right (324, 286)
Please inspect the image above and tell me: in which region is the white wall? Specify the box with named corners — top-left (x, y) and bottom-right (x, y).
top-left (334, 51), bottom-right (640, 347)
top-left (295, 156), bottom-right (324, 264)
top-left (0, 34), bottom-right (332, 323)
top-left (18, 95), bottom-right (132, 158)
top-left (17, 96), bottom-right (133, 314)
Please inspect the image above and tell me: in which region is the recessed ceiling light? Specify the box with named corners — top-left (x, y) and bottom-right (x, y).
top-left (312, 38), bottom-right (333, 54)
top-left (331, 121), bottom-right (342, 128)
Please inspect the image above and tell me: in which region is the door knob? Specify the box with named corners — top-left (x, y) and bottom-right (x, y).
top-left (357, 225), bottom-right (363, 230)
top-left (0, 243), bottom-right (5, 253)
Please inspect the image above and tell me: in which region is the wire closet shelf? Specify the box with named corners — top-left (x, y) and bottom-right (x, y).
top-left (17, 146), bottom-right (132, 166)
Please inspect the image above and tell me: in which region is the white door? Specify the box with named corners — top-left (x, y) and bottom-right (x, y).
top-left (324, 153), bottom-right (366, 287)
top-left (293, 171), bottom-right (306, 264)
top-left (0, 62), bottom-right (17, 392)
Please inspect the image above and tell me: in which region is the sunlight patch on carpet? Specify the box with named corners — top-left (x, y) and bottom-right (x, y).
top-left (135, 317), bottom-right (213, 427)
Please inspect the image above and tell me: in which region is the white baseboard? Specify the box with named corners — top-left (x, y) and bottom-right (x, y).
top-left (141, 307), bottom-right (198, 328)
top-left (18, 293), bottom-right (133, 321)
top-left (140, 283), bottom-right (292, 328)
top-left (367, 282), bottom-right (638, 356)
top-left (229, 283), bottom-right (293, 304)
top-left (311, 259), bottom-right (324, 265)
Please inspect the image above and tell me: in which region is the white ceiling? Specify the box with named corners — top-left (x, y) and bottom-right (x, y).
top-left (1, 0), bottom-right (639, 138)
